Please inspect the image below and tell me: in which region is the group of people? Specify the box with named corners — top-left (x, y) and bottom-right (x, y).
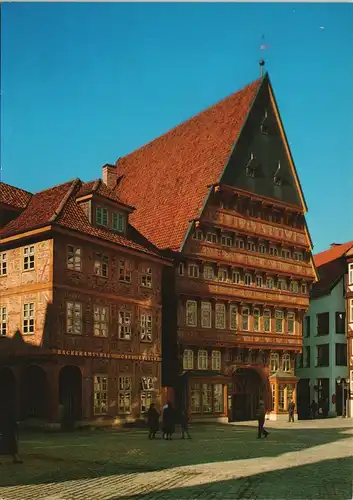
top-left (147, 402), bottom-right (191, 440)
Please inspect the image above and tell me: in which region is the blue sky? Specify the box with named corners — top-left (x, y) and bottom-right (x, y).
top-left (1, 2), bottom-right (352, 253)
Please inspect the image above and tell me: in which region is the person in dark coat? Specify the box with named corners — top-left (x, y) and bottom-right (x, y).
top-left (147, 403), bottom-right (159, 439)
top-left (0, 408), bottom-right (22, 464)
top-left (180, 410), bottom-right (191, 439)
top-left (310, 400), bottom-right (318, 419)
top-left (288, 400), bottom-right (295, 422)
top-left (257, 400), bottom-right (269, 439)
top-left (162, 401), bottom-right (175, 440)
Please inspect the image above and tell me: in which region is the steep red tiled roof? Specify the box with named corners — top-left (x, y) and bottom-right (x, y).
top-left (77, 179), bottom-right (131, 208)
top-left (116, 78), bottom-right (262, 250)
top-left (0, 182), bottom-right (32, 209)
top-left (0, 180), bottom-right (78, 236)
top-left (311, 241), bottom-right (353, 298)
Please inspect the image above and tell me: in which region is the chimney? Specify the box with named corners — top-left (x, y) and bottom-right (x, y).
top-left (330, 243), bottom-right (341, 248)
top-left (102, 164), bottom-right (116, 190)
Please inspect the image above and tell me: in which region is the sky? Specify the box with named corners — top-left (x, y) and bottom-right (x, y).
top-left (1, 2), bottom-right (353, 254)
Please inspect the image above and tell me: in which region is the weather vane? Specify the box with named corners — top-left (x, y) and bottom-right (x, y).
top-left (259, 34), bottom-right (270, 77)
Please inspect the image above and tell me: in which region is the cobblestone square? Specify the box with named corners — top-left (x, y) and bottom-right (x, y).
top-left (0, 419), bottom-right (352, 500)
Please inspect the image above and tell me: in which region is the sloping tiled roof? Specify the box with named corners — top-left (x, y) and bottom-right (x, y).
top-left (0, 179), bottom-right (164, 259)
top-left (77, 178), bottom-right (131, 207)
top-left (0, 182), bottom-right (32, 209)
top-left (116, 78), bottom-right (263, 250)
top-left (311, 241), bottom-right (353, 298)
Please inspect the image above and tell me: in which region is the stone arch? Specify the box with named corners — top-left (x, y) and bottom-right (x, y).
top-left (59, 365), bottom-right (82, 421)
top-left (231, 367), bottom-right (269, 421)
top-left (0, 367), bottom-right (17, 414)
top-left (22, 364), bottom-right (48, 419)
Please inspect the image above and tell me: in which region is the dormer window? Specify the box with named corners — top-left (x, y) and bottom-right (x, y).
top-left (245, 152), bottom-right (257, 178)
top-left (193, 229), bottom-right (203, 241)
top-left (260, 110), bottom-right (269, 135)
top-left (112, 212), bottom-right (125, 233)
top-left (96, 207), bottom-right (108, 227)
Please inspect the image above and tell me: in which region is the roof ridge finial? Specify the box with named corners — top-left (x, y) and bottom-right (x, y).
top-left (259, 34), bottom-right (269, 77)
top-left (259, 59), bottom-right (265, 78)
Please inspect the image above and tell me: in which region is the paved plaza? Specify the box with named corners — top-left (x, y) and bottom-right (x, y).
top-left (0, 418), bottom-right (352, 500)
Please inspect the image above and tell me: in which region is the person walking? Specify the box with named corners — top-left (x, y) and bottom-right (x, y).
top-left (310, 400), bottom-right (318, 419)
top-left (147, 403), bottom-right (159, 439)
top-left (288, 400), bottom-right (295, 422)
top-left (162, 401), bottom-right (175, 440)
top-left (180, 410), bottom-right (191, 439)
top-left (257, 400), bottom-right (269, 439)
top-left (0, 407), bottom-right (23, 464)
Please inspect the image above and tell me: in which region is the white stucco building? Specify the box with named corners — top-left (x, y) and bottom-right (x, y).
top-left (296, 242), bottom-right (353, 418)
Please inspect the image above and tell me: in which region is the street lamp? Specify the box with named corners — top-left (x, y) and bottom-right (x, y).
top-left (336, 377), bottom-right (348, 418)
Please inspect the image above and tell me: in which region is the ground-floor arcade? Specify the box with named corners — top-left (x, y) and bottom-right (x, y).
top-left (0, 352), bottom-right (162, 425)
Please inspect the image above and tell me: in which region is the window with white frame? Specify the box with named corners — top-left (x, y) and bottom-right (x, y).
top-left (214, 384), bottom-right (223, 413)
top-left (140, 312), bottom-right (152, 341)
top-left (287, 311), bottom-right (295, 334)
top-left (293, 252), bottom-right (303, 261)
top-left (290, 281), bottom-right (299, 293)
top-left (221, 235), bottom-right (232, 246)
top-left (255, 276), bottom-right (263, 287)
top-left (264, 309), bottom-right (271, 332)
top-left (270, 352), bottom-right (279, 372)
top-left (301, 283), bottom-right (307, 294)
top-left (178, 263), bottom-right (184, 276)
top-left (235, 238), bottom-right (245, 249)
top-left (242, 307), bottom-right (249, 331)
top-left (93, 306), bottom-right (109, 337)
top-left (244, 273), bottom-right (252, 286)
top-left (230, 305), bottom-right (237, 330)
top-left (281, 249), bottom-right (291, 259)
top-left (66, 301), bottom-right (82, 335)
top-left (282, 353), bottom-right (291, 372)
top-left (112, 212), bottom-right (125, 233)
top-left (119, 258), bottom-right (132, 283)
top-left (258, 244), bottom-right (266, 254)
top-left (191, 383), bottom-right (201, 413)
top-left (349, 263), bottom-right (353, 285)
top-left (198, 350), bottom-right (208, 370)
top-left (278, 279), bottom-right (287, 291)
top-left (232, 271), bottom-right (240, 284)
top-left (215, 303), bottom-right (226, 329)
top-left (118, 376), bottom-right (132, 413)
top-left (141, 391), bottom-right (153, 413)
top-left (211, 350), bottom-right (221, 371)
top-left (247, 241), bottom-right (256, 252)
top-left (201, 302), bottom-right (212, 328)
top-left (193, 229), bottom-right (203, 241)
top-left (206, 232), bottom-right (218, 244)
top-left (266, 277), bottom-right (274, 289)
top-left (94, 253), bottom-right (109, 278)
top-left (0, 307), bottom-right (7, 336)
top-left (96, 207), bottom-right (108, 227)
top-left (350, 299), bottom-right (353, 322)
top-left (253, 308), bottom-right (260, 332)
top-left (183, 349), bottom-right (194, 370)
top-left (118, 310), bottom-right (132, 339)
top-left (269, 246), bottom-right (278, 257)
top-left (218, 268), bottom-right (228, 282)
top-left (140, 267), bottom-right (152, 288)
top-left (94, 375), bottom-right (108, 415)
top-left (271, 384), bottom-right (276, 411)
top-left (23, 245), bottom-right (35, 270)
top-left (67, 245), bottom-right (81, 271)
top-left (203, 264), bottom-right (214, 280)
top-left (275, 310), bottom-right (284, 333)
top-left (186, 300), bottom-right (197, 327)
top-left (0, 253), bottom-right (6, 276)
top-left (188, 263), bottom-right (200, 278)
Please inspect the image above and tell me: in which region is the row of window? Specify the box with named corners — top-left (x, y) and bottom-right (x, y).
top-left (192, 229), bottom-right (305, 262)
top-left (185, 301), bottom-right (297, 334)
top-left (0, 303), bottom-right (154, 341)
top-left (95, 207), bottom-right (125, 233)
top-left (297, 343), bottom-right (347, 369)
top-left (94, 375), bottom-right (155, 415)
top-left (304, 309), bottom-right (352, 338)
top-left (179, 262), bottom-right (307, 294)
top-left (183, 349), bottom-right (221, 371)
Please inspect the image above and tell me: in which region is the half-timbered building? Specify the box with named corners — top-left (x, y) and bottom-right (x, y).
top-left (114, 71), bottom-right (317, 421)
top-left (346, 245), bottom-right (353, 417)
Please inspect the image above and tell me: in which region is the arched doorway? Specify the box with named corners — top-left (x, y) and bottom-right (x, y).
top-left (59, 365), bottom-right (82, 420)
top-left (23, 365), bottom-right (48, 419)
top-left (232, 368), bottom-right (267, 421)
top-left (0, 367), bottom-right (17, 414)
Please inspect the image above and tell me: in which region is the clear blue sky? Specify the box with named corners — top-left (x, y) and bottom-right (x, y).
top-left (2, 2), bottom-right (352, 253)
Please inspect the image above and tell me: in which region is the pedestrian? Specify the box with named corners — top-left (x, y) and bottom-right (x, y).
top-left (0, 407), bottom-right (23, 464)
top-left (180, 410), bottom-right (191, 439)
top-left (162, 401), bottom-right (175, 440)
top-left (147, 403), bottom-right (159, 439)
top-left (256, 400), bottom-right (269, 439)
top-left (288, 400), bottom-right (295, 423)
top-left (310, 400), bottom-right (318, 419)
